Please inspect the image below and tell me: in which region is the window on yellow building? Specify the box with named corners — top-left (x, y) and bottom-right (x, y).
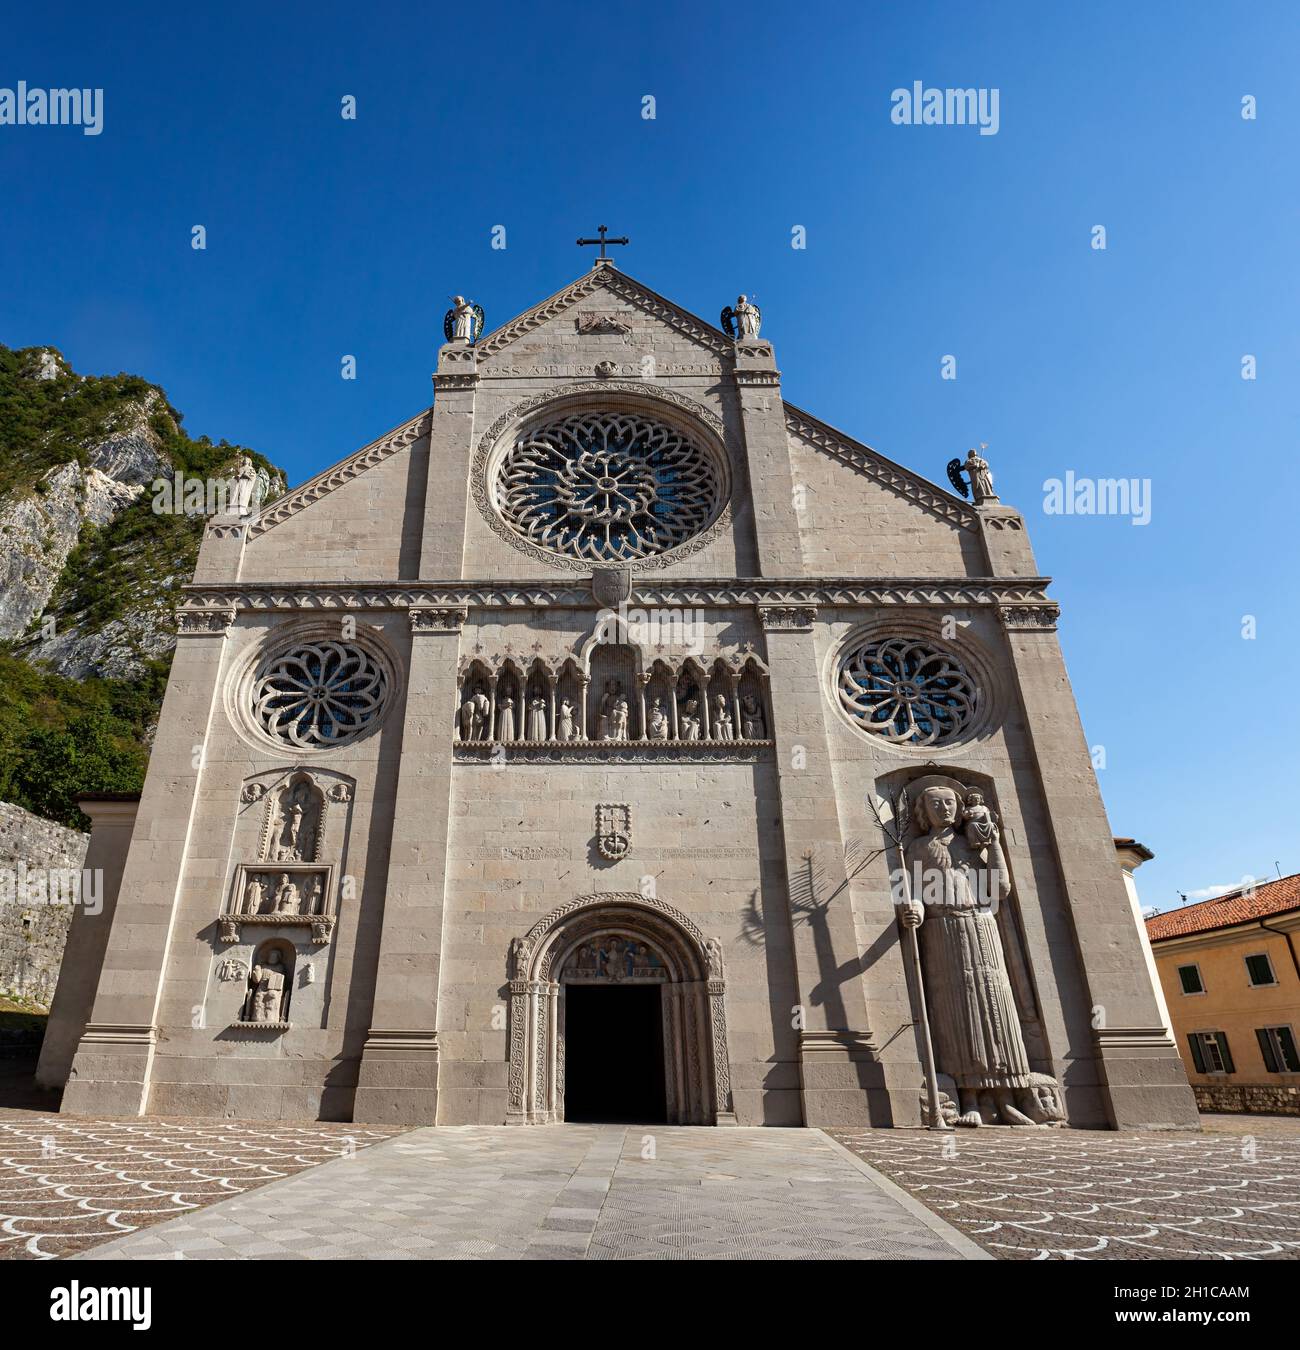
top-left (1177, 964), bottom-right (1205, 995)
top-left (1188, 1031), bottom-right (1234, 1075)
top-left (1245, 954), bottom-right (1277, 987)
top-left (1256, 1026), bottom-right (1300, 1073)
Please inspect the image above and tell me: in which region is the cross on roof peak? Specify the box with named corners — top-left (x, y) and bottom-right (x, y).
top-left (576, 224), bottom-right (629, 266)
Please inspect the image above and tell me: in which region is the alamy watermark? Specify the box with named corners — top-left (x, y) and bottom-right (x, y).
top-left (1043, 471), bottom-right (1151, 526)
top-left (891, 81), bottom-right (999, 136)
top-left (0, 865), bottom-right (103, 914)
top-left (0, 83), bottom-right (103, 136)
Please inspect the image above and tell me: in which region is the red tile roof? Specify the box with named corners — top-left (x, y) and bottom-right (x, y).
top-left (1146, 873), bottom-right (1300, 941)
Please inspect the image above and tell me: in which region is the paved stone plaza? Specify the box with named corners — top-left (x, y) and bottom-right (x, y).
top-left (73, 1126), bottom-right (983, 1261)
top-left (0, 1115), bottom-right (398, 1260)
top-left (832, 1126), bottom-right (1300, 1260)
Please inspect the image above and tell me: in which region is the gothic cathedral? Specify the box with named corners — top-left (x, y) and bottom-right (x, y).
top-left (41, 257), bottom-right (1198, 1132)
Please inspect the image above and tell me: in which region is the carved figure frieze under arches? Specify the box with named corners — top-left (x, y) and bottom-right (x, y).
top-left (456, 625), bottom-right (772, 752)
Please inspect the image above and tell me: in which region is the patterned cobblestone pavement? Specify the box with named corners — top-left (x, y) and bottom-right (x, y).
top-left (830, 1127), bottom-right (1300, 1260)
top-left (0, 1116), bottom-right (400, 1259)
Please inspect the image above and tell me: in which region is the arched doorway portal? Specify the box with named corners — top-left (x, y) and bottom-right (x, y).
top-left (505, 893), bottom-right (736, 1125)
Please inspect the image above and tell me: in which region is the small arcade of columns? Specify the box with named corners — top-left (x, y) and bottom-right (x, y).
top-left (454, 640), bottom-right (772, 747)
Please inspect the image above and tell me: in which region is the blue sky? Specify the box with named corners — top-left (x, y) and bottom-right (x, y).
top-left (2, 2), bottom-right (1296, 911)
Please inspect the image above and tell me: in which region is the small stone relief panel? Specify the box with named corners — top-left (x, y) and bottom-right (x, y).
top-left (242, 940), bottom-right (295, 1026)
top-left (234, 866), bottom-right (331, 918)
top-left (207, 937), bottom-right (329, 1033)
top-left (260, 772), bottom-right (326, 862)
top-left (595, 804), bottom-right (631, 862)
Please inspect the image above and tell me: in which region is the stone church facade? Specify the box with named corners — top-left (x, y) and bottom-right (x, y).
top-left (44, 260), bottom-right (1198, 1130)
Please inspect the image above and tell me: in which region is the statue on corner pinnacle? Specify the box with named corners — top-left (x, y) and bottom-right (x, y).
top-left (720, 294), bottom-right (762, 341)
top-left (947, 444), bottom-right (998, 504)
top-left (443, 295), bottom-right (484, 345)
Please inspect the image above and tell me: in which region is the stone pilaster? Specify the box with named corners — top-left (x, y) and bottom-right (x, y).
top-left (732, 341), bottom-right (805, 577)
top-left (192, 516), bottom-right (247, 584)
top-left (997, 604), bottom-right (1198, 1128)
top-left (419, 343), bottom-right (479, 579)
top-left (35, 796), bottom-right (139, 1091)
top-left (757, 604), bottom-right (882, 1125)
top-left (60, 613), bottom-right (234, 1116)
top-left (352, 605), bottom-right (466, 1124)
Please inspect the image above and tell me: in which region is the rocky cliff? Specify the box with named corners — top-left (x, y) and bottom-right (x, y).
top-left (0, 343), bottom-right (286, 827)
top-left (0, 344), bottom-right (283, 680)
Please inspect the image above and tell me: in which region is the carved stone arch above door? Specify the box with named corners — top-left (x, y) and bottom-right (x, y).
top-left (505, 892), bottom-right (735, 1126)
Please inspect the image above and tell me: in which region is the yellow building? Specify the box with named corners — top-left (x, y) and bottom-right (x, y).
top-left (1147, 874), bottom-right (1300, 1114)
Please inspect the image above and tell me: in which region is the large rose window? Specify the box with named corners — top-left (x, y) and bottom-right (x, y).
top-left (252, 640), bottom-right (389, 749)
top-left (837, 636), bottom-right (979, 747)
top-left (495, 411), bottom-right (723, 563)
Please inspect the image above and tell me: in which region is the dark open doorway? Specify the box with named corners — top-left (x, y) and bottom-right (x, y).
top-left (563, 984), bottom-right (667, 1124)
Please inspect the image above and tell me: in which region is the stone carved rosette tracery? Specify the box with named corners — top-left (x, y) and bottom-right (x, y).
top-left (504, 894), bottom-right (735, 1126)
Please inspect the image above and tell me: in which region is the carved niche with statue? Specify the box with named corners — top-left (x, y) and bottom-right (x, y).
top-left (220, 769), bottom-right (353, 946)
top-left (891, 772), bottom-right (1066, 1127)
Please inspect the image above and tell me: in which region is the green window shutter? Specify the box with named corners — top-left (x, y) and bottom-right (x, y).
top-left (1215, 1033), bottom-right (1235, 1074)
top-left (1257, 1028), bottom-right (1280, 1073)
top-left (1274, 1027), bottom-right (1300, 1073)
top-left (1187, 1034), bottom-right (1207, 1073)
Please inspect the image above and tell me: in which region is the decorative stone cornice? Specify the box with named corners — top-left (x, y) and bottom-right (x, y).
top-left (798, 1029), bottom-right (879, 1059)
top-left (998, 603), bottom-right (1060, 632)
top-left (733, 368), bottom-right (781, 387)
top-left (784, 405), bottom-right (979, 531)
top-left (176, 607), bottom-right (236, 634)
top-left (78, 1023), bottom-right (157, 1047)
top-left (1093, 1026), bottom-right (1178, 1051)
top-left (409, 606), bottom-right (469, 632)
top-left (475, 267), bottom-right (733, 360)
top-left (178, 577), bottom-right (1054, 614)
top-left (757, 604), bottom-right (818, 632)
top-left (246, 410), bottom-right (432, 540)
top-left (434, 372), bottom-right (479, 392)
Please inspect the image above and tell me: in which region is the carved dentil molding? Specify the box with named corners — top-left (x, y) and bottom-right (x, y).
top-left (758, 604), bottom-right (818, 632)
top-left (179, 578), bottom-right (1054, 613)
top-left (409, 606), bottom-right (469, 632)
top-left (998, 604), bottom-right (1060, 632)
top-left (177, 607), bottom-right (236, 634)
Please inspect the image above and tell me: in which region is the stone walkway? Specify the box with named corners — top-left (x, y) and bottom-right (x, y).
top-left (832, 1127), bottom-right (1300, 1260)
top-left (76, 1126), bottom-right (985, 1261)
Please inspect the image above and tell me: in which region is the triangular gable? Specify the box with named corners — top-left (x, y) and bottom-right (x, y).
top-left (248, 409), bottom-right (431, 539)
top-left (783, 404), bottom-right (977, 531)
top-left (475, 265), bottom-right (734, 361)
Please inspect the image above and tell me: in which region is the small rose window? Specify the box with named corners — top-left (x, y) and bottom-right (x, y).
top-left (252, 640), bottom-right (389, 749)
top-left (837, 636), bottom-right (978, 746)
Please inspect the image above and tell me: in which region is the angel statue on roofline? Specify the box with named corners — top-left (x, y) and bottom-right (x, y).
top-left (720, 294), bottom-right (761, 341)
top-left (444, 295), bottom-right (484, 345)
top-left (946, 444), bottom-right (998, 504)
